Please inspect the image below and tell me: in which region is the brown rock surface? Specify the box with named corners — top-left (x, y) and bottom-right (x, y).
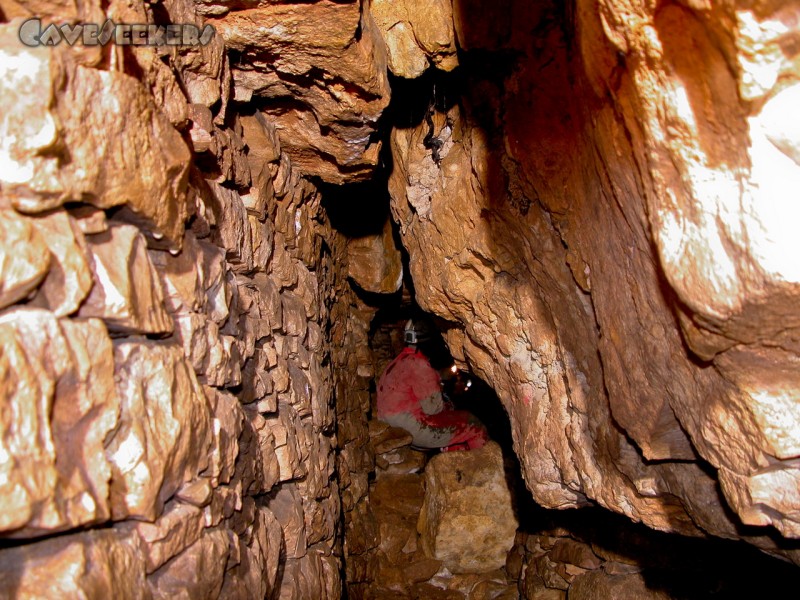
top-left (243, 408), bottom-right (281, 495)
top-left (0, 529), bottom-right (149, 599)
top-left (204, 388), bottom-right (244, 486)
top-left (221, 506), bottom-right (283, 598)
top-left (0, 29), bottom-right (191, 248)
top-left (347, 217), bottom-right (404, 294)
top-left (28, 211), bottom-right (94, 316)
top-left (371, 0), bottom-right (459, 77)
top-left (0, 208), bottom-right (50, 310)
top-left (268, 401), bottom-right (306, 482)
top-left (2, 0), bottom-right (799, 598)
top-left (387, 0), bottom-right (800, 557)
top-left (417, 442), bottom-right (518, 573)
top-left (203, 180), bottom-right (255, 274)
top-left (567, 570), bottom-right (671, 600)
top-left (149, 233), bottom-right (214, 316)
top-left (0, 2), bottom-right (361, 598)
top-left (209, 0), bottom-right (390, 183)
top-left (147, 527), bottom-right (231, 599)
top-left (124, 500), bottom-right (206, 573)
top-left (370, 421), bottom-right (414, 456)
top-left (278, 548), bottom-right (341, 600)
top-left (0, 310), bottom-right (118, 537)
top-left (267, 483), bottom-right (308, 560)
top-left (548, 539), bottom-right (601, 571)
top-left (78, 224), bottom-right (173, 335)
top-left (107, 340), bottom-right (212, 521)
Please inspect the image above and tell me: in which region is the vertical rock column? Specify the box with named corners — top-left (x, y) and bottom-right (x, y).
top-left (0, 0), bottom-right (389, 597)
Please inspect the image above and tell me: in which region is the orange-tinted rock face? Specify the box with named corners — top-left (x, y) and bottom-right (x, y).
top-left (209, 0), bottom-right (391, 184)
top-left (388, 0), bottom-right (800, 561)
top-left (418, 442), bottom-right (518, 573)
top-left (0, 0), bottom-right (382, 595)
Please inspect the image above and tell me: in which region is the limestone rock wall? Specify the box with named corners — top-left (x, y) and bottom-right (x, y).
top-left (207, 0), bottom-right (390, 184)
top-left (0, 0), bottom-right (388, 597)
top-left (387, 0), bottom-right (800, 562)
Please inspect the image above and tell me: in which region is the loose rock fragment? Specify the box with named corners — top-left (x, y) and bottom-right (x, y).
top-left (418, 442), bottom-right (518, 573)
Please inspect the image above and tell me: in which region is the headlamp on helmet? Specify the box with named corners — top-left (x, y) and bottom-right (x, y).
top-left (403, 319), bottom-right (430, 345)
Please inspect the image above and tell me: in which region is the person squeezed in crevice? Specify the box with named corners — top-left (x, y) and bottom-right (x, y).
top-left (376, 318), bottom-right (488, 452)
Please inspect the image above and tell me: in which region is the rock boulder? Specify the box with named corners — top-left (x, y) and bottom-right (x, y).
top-left (417, 442), bottom-right (518, 573)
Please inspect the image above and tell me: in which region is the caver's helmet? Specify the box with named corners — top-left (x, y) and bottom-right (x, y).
top-left (404, 318), bottom-right (432, 346)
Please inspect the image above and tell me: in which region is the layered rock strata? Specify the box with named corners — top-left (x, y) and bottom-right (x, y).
top-left (0, 0), bottom-right (390, 597)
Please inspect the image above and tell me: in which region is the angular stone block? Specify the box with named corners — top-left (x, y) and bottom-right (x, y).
top-left (418, 442), bottom-right (518, 573)
top-left (149, 233), bottom-right (208, 315)
top-left (175, 478), bottom-right (214, 508)
top-left (549, 539), bottom-right (602, 570)
top-left (205, 180), bottom-right (255, 273)
top-left (267, 402), bottom-right (305, 482)
top-left (0, 207), bottom-right (50, 310)
top-left (201, 241), bottom-right (232, 325)
top-left (270, 232), bottom-right (299, 289)
top-left (347, 216), bottom-right (403, 294)
top-left (240, 112), bottom-right (281, 166)
top-left (275, 550), bottom-right (341, 600)
top-left (221, 506), bottom-right (283, 599)
top-left (123, 500), bottom-right (206, 573)
top-left (203, 388), bottom-right (244, 486)
top-left (243, 408), bottom-right (281, 495)
top-left (78, 224), bottom-right (173, 335)
top-left (250, 213), bottom-right (274, 270)
top-left (253, 272), bottom-right (283, 331)
top-left (266, 483), bottom-right (307, 560)
top-left (0, 310), bottom-right (118, 537)
top-left (281, 291), bottom-right (309, 338)
top-left (241, 348), bottom-right (274, 405)
top-left (107, 340), bottom-right (213, 521)
top-left (29, 210), bottom-right (93, 316)
top-left (147, 527), bottom-right (230, 599)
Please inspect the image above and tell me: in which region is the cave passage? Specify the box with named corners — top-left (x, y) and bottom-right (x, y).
top-left (1, 0), bottom-right (799, 598)
top-left (330, 196), bottom-right (800, 598)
